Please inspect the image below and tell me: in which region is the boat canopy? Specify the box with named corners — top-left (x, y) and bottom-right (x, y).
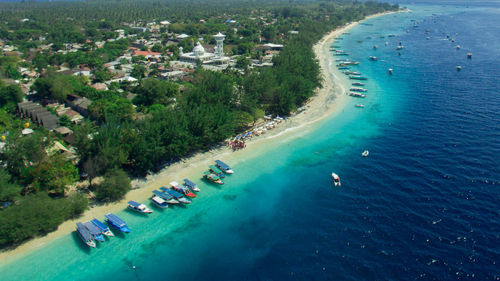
top-left (83, 221), bottom-right (101, 236)
top-left (184, 179), bottom-right (197, 188)
top-left (169, 181), bottom-right (179, 187)
top-left (77, 222), bottom-right (93, 241)
top-left (153, 190), bottom-right (173, 200)
top-left (215, 160), bottom-right (231, 170)
top-left (91, 218), bottom-right (109, 231)
top-left (161, 187), bottom-right (183, 198)
top-left (209, 165), bottom-right (223, 174)
top-left (128, 201), bottom-right (141, 208)
top-left (105, 213), bottom-right (127, 227)
top-left (152, 196), bottom-right (166, 204)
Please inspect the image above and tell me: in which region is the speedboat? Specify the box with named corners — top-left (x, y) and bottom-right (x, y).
top-left (105, 213), bottom-right (131, 233)
top-left (83, 221), bottom-right (105, 242)
top-left (127, 201), bottom-right (153, 214)
top-left (76, 222), bottom-right (96, 248)
top-left (151, 196), bottom-right (168, 208)
top-left (369, 56), bottom-right (378, 61)
top-left (362, 150), bottom-right (370, 157)
top-left (91, 218), bottom-right (114, 237)
top-left (184, 179), bottom-right (200, 192)
top-left (355, 104), bottom-right (365, 108)
top-left (396, 45), bottom-right (404, 50)
top-left (215, 160), bottom-right (234, 174)
top-left (332, 173), bottom-right (341, 187)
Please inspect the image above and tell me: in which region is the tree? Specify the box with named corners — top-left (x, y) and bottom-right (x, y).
top-left (29, 154), bottom-right (79, 195)
top-left (0, 84), bottom-right (23, 112)
top-left (94, 168), bottom-right (130, 202)
top-left (131, 64), bottom-right (146, 79)
top-left (0, 169), bottom-right (22, 203)
top-left (133, 78), bottom-right (179, 106)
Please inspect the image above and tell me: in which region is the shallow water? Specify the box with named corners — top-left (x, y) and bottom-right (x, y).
top-left (1, 3), bottom-right (500, 281)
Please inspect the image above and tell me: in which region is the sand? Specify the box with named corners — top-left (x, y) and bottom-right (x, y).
top-left (0, 11), bottom-right (397, 263)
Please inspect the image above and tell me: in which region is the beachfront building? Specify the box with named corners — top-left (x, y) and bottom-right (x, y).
top-left (179, 32), bottom-right (230, 65)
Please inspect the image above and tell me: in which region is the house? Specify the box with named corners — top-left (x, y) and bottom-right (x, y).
top-left (66, 94), bottom-right (92, 118)
top-left (17, 102), bottom-right (59, 130)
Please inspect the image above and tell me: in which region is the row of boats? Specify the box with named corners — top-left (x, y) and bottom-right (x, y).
top-left (77, 160), bottom-right (234, 248)
top-left (76, 214), bottom-right (130, 248)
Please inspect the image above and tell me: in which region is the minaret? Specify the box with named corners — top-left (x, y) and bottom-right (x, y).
top-left (213, 32), bottom-right (225, 58)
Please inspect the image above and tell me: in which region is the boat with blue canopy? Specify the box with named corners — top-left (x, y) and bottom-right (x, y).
top-left (83, 221), bottom-right (105, 242)
top-left (152, 190), bottom-right (179, 204)
top-left (215, 160), bottom-right (234, 174)
top-left (76, 222), bottom-right (96, 248)
top-left (91, 218), bottom-right (114, 237)
top-left (183, 179), bottom-right (200, 192)
top-left (160, 187), bottom-right (191, 204)
top-left (127, 201), bottom-right (153, 214)
top-left (209, 165), bottom-right (225, 178)
top-left (104, 213), bottom-right (130, 233)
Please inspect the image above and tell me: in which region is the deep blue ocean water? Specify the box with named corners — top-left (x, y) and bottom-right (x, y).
top-left (1, 3), bottom-right (500, 281)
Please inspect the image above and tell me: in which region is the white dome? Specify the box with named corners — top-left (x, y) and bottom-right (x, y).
top-left (193, 42), bottom-right (205, 57)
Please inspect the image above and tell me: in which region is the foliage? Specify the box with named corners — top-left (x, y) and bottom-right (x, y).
top-left (28, 154), bottom-right (79, 195)
top-left (94, 168), bottom-right (131, 202)
top-left (0, 84), bottom-right (23, 112)
top-left (31, 74), bottom-right (83, 102)
top-left (133, 78), bottom-right (179, 107)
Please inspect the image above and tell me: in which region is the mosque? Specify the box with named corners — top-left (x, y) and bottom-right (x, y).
top-left (179, 32), bottom-right (230, 65)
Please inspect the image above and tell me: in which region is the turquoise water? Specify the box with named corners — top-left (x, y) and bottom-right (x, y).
top-left (2, 3), bottom-right (500, 280)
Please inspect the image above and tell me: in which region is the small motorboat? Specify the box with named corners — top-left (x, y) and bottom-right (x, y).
top-left (332, 173), bottom-right (341, 187)
top-left (127, 201), bottom-right (153, 214)
top-left (362, 150), bottom-right (369, 157)
top-left (388, 68), bottom-right (393, 75)
top-left (355, 104), bottom-right (365, 108)
top-left (369, 56), bottom-right (378, 61)
top-left (456, 66), bottom-right (462, 71)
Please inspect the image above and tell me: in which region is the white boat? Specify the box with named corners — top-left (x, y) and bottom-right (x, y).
top-left (151, 196), bottom-right (168, 208)
top-left (332, 173), bottom-right (341, 187)
top-left (362, 150), bottom-right (369, 157)
top-left (355, 104), bottom-right (365, 108)
top-left (127, 201), bottom-right (153, 214)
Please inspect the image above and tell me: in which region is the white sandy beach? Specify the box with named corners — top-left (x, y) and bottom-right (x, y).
top-left (0, 11), bottom-right (396, 263)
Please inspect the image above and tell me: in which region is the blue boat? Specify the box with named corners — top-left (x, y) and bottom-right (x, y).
top-left (209, 165), bottom-right (225, 178)
top-left (151, 196), bottom-right (169, 208)
top-left (104, 213), bottom-right (130, 233)
top-left (160, 187), bottom-right (191, 204)
top-left (91, 218), bottom-right (114, 237)
top-left (83, 221), bottom-right (105, 242)
top-left (183, 179), bottom-right (200, 192)
top-left (76, 222), bottom-right (96, 248)
top-left (152, 190), bottom-right (179, 204)
top-left (215, 160), bottom-right (234, 174)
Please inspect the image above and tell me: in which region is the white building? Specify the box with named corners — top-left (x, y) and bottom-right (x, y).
top-left (178, 33), bottom-right (229, 65)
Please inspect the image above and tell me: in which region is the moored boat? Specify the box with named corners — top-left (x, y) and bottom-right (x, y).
top-left (332, 173), bottom-right (341, 187)
top-left (352, 82), bottom-right (365, 86)
top-left (152, 190), bottom-right (180, 204)
top-left (160, 187), bottom-right (192, 204)
top-left (91, 218), bottom-right (114, 237)
top-left (369, 56), bottom-right (378, 61)
top-left (338, 66), bottom-right (350, 70)
top-left (350, 87), bottom-right (368, 92)
top-left (105, 213), bottom-right (130, 233)
top-left (184, 179), bottom-right (200, 192)
top-left (170, 181), bottom-right (196, 197)
top-left (83, 221), bottom-right (105, 242)
top-left (215, 160), bottom-right (234, 174)
top-left (343, 71), bottom-right (361, 75)
top-left (127, 201), bottom-right (153, 214)
top-left (203, 171), bottom-right (224, 184)
top-left (209, 165), bottom-right (226, 178)
top-left (349, 76), bottom-right (368, 80)
top-left (348, 92), bottom-right (367, 98)
top-left (151, 196), bottom-right (168, 208)
top-left (355, 104), bottom-right (365, 108)
top-left (76, 222), bottom-right (96, 248)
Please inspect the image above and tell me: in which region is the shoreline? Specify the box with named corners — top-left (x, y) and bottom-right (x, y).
top-left (0, 11), bottom-right (396, 264)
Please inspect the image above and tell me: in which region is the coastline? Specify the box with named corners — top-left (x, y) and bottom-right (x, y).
top-left (0, 11), bottom-right (396, 264)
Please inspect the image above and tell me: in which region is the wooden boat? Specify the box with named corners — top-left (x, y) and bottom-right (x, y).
top-left (127, 201), bottom-right (153, 214)
top-left (170, 181), bottom-right (196, 197)
top-left (83, 221), bottom-right (105, 242)
top-left (152, 190), bottom-right (180, 204)
top-left (184, 179), bottom-right (200, 192)
top-left (203, 171), bottom-right (224, 184)
top-left (105, 213), bottom-right (131, 233)
top-left (348, 92), bottom-right (366, 98)
top-left (215, 160), bottom-right (234, 174)
top-left (151, 196), bottom-right (168, 208)
top-left (76, 222), bottom-right (96, 248)
top-left (349, 76), bottom-right (368, 80)
top-left (91, 218), bottom-right (114, 237)
top-left (209, 165), bottom-right (225, 178)
top-left (160, 187), bottom-right (192, 204)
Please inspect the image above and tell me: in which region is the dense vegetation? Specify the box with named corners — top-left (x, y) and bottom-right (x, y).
top-left (0, 0), bottom-right (398, 248)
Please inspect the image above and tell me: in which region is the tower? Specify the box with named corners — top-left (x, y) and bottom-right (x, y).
top-left (213, 32), bottom-right (225, 58)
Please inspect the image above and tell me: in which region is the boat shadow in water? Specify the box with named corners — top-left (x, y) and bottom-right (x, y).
top-left (71, 232), bottom-right (92, 254)
top-left (201, 178), bottom-right (223, 189)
